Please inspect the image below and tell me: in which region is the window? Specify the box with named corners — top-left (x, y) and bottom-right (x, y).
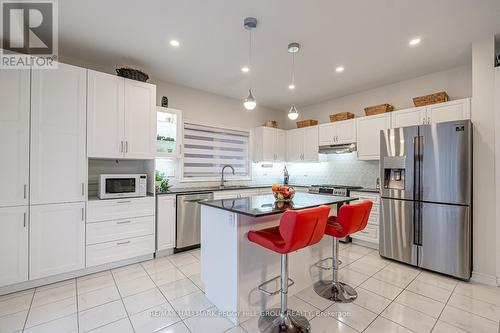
top-left (181, 122), bottom-right (251, 181)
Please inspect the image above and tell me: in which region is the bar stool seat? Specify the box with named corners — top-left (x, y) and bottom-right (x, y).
top-left (248, 205), bottom-right (330, 333)
top-left (313, 200), bottom-right (373, 303)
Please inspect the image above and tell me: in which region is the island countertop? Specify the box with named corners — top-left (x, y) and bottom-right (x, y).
top-left (198, 192), bottom-right (358, 217)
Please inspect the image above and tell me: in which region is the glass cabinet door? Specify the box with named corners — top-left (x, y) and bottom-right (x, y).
top-left (156, 107), bottom-right (182, 158)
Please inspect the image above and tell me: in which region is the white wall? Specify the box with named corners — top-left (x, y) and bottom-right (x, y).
top-left (297, 65), bottom-right (471, 125)
top-left (495, 67), bottom-right (500, 285)
top-left (471, 37), bottom-right (497, 285)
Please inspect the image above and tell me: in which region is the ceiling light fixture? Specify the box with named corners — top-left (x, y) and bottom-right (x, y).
top-left (169, 39), bottom-right (180, 47)
top-left (287, 42), bottom-right (300, 120)
top-left (288, 105), bottom-right (299, 120)
top-left (335, 66), bottom-right (344, 73)
top-left (409, 38), bottom-right (421, 46)
top-left (241, 66), bottom-right (250, 73)
top-left (243, 17), bottom-right (257, 110)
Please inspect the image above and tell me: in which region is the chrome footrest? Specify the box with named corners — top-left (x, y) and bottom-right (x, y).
top-left (313, 257), bottom-right (342, 270)
top-left (257, 276), bottom-right (295, 296)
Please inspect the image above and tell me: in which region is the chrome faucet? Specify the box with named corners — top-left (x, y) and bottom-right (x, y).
top-left (220, 165), bottom-right (235, 187)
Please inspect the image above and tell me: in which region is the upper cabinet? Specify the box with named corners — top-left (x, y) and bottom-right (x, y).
top-left (318, 119), bottom-right (356, 146)
top-left (87, 70), bottom-right (156, 159)
top-left (286, 126), bottom-right (319, 162)
top-left (391, 98), bottom-right (471, 128)
top-left (253, 127), bottom-right (286, 162)
top-left (156, 107), bottom-right (183, 158)
top-left (356, 113), bottom-right (391, 160)
top-left (30, 63), bottom-right (87, 205)
top-left (0, 69), bottom-right (30, 208)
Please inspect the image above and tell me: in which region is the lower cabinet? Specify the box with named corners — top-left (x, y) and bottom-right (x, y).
top-left (30, 202), bottom-right (85, 280)
top-left (0, 206), bottom-right (28, 287)
top-left (156, 195), bottom-right (176, 252)
top-left (86, 196), bottom-right (155, 267)
top-left (350, 191), bottom-right (380, 245)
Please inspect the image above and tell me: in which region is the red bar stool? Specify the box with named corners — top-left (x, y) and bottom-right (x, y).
top-left (248, 205), bottom-right (330, 333)
top-left (313, 200), bottom-right (372, 302)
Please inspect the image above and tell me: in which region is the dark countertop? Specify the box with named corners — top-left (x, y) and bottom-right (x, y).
top-left (199, 192), bottom-right (358, 217)
top-left (156, 184), bottom-right (308, 195)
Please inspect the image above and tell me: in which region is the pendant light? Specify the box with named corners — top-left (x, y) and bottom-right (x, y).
top-left (287, 42), bottom-right (300, 120)
top-left (243, 17), bottom-right (257, 110)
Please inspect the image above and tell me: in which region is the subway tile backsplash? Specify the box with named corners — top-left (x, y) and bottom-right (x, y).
top-left (156, 152), bottom-right (379, 190)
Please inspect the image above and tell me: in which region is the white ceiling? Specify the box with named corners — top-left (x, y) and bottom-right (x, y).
top-left (59, 0), bottom-right (500, 110)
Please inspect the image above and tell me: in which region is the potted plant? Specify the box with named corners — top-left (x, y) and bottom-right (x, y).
top-left (155, 171), bottom-right (170, 193)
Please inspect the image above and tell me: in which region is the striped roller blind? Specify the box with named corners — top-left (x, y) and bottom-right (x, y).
top-left (182, 122), bottom-right (250, 179)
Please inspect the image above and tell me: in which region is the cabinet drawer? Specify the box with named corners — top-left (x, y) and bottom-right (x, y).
top-left (352, 224), bottom-right (378, 241)
top-left (87, 216), bottom-right (154, 245)
top-left (87, 197), bottom-right (154, 222)
top-left (86, 235), bottom-right (154, 267)
top-left (368, 214), bottom-right (379, 225)
top-left (370, 204), bottom-right (379, 215)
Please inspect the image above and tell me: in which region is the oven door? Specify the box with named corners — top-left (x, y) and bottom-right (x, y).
top-left (99, 176), bottom-right (138, 199)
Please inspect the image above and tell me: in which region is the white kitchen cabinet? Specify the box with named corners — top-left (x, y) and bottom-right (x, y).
top-left (391, 107), bottom-right (427, 128)
top-left (391, 99), bottom-right (471, 128)
top-left (0, 206), bottom-right (28, 287)
top-left (356, 113), bottom-right (391, 160)
top-left (124, 79), bottom-right (156, 159)
top-left (253, 127), bottom-right (286, 162)
top-left (426, 98), bottom-right (471, 124)
top-left (286, 126), bottom-right (319, 162)
top-left (350, 191), bottom-right (380, 246)
top-left (87, 70), bottom-right (125, 159)
top-left (30, 63), bottom-right (87, 205)
top-left (30, 202), bottom-right (85, 279)
top-left (157, 107), bottom-right (183, 158)
top-left (156, 195), bottom-right (176, 251)
top-left (0, 69), bottom-right (30, 208)
top-left (87, 196), bottom-right (155, 223)
top-left (87, 70), bottom-right (156, 159)
top-left (318, 119), bottom-right (356, 146)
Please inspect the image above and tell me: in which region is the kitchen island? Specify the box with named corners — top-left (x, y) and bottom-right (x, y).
top-left (199, 193), bottom-right (357, 324)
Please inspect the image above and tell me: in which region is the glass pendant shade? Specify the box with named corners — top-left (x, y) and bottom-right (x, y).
top-left (288, 105), bottom-right (299, 120)
top-left (244, 89), bottom-right (257, 110)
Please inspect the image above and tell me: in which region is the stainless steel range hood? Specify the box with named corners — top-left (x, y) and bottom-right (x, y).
top-left (318, 143), bottom-right (357, 154)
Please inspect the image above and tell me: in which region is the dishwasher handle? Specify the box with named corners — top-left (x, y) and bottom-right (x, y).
top-left (184, 198), bottom-right (210, 203)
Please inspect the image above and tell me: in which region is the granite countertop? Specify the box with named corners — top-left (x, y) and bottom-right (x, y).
top-left (198, 192), bottom-right (358, 217)
top-left (156, 184), bottom-right (308, 195)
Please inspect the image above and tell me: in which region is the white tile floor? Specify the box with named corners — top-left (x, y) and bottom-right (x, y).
top-left (1, 244), bottom-right (500, 333)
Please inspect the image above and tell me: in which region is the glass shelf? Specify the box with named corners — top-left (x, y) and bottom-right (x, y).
top-left (157, 107), bottom-right (182, 158)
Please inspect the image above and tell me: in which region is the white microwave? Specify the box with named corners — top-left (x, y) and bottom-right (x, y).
top-left (98, 174), bottom-right (147, 199)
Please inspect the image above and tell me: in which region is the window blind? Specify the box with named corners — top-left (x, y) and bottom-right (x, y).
top-left (182, 122), bottom-right (250, 179)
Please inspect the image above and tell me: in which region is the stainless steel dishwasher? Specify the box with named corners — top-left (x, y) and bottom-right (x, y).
top-left (176, 192), bottom-right (214, 252)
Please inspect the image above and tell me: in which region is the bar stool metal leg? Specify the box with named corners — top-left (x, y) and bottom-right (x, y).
top-left (313, 237), bottom-right (358, 303)
top-left (258, 254), bottom-right (310, 333)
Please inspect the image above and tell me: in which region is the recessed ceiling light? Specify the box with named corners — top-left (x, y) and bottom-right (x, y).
top-left (335, 66), bottom-right (344, 73)
top-left (288, 84), bottom-right (296, 90)
top-left (409, 38), bottom-right (421, 46)
top-left (169, 39), bottom-right (180, 47)
top-left (241, 66), bottom-right (250, 73)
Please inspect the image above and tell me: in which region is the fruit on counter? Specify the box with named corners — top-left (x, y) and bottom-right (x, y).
top-left (271, 184), bottom-right (296, 200)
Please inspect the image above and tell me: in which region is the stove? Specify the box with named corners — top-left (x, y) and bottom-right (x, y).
top-left (308, 184), bottom-right (363, 197)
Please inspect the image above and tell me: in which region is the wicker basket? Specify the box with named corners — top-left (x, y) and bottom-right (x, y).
top-left (364, 104), bottom-right (394, 116)
top-left (264, 120), bottom-right (278, 128)
top-left (329, 112), bottom-right (355, 122)
top-left (413, 92), bottom-right (449, 107)
top-left (296, 119), bottom-right (318, 128)
top-left (116, 67), bottom-right (149, 82)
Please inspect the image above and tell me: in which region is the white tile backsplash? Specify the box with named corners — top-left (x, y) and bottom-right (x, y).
top-left (156, 152), bottom-right (379, 190)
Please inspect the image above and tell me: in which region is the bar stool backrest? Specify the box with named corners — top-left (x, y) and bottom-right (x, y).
top-left (337, 200), bottom-right (373, 235)
top-left (279, 205), bottom-right (330, 253)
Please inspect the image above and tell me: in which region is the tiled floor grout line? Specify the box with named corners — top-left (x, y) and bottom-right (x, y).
top-left (429, 282), bottom-right (458, 332)
top-left (20, 289), bottom-right (35, 332)
top-left (109, 269), bottom-right (137, 333)
top-left (140, 258), bottom-right (195, 333)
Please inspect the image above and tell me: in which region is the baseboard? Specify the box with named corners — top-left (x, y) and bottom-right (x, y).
top-left (351, 238), bottom-right (379, 250)
top-left (0, 254), bottom-right (153, 296)
top-left (471, 271), bottom-right (498, 286)
top-left (155, 248), bottom-right (175, 257)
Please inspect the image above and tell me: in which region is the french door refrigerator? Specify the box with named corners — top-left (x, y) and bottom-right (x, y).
top-left (379, 120), bottom-right (472, 279)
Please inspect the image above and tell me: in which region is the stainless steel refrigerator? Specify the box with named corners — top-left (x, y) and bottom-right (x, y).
top-left (379, 120), bottom-right (472, 280)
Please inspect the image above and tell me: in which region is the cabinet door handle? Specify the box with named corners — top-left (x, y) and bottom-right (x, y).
top-left (116, 220), bottom-right (131, 224)
top-left (81, 208), bottom-right (84, 221)
top-left (120, 141), bottom-right (123, 153)
top-left (23, 184), bottom-right (27, 199)
top-left (116, 200), bottom-right (132, 204)
top-left (125, 141), bottom-right (129, 153)
top-left (117, 240), bottom-right (131, 245)
top-left (81, 183), bottom-right (85, 196)
top-left (427, 116), bottom-right (431, 124)
top-left (422, 117), bottom-right (426, 124)
top-left (179, 144), bottom-right (182, 154)
top-left (23, 212), bottom-right (27, 227)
